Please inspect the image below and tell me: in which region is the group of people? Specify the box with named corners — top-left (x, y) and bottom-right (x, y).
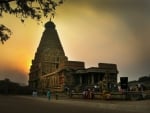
top-left (129, 84), bottom-right (145, 92)
top-left (82, 89), bottom-right (94, 99)
top-left (32, 90), bottom-right (51, 100)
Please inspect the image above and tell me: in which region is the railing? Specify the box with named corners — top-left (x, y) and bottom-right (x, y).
top-left (70, 91), bottom-right (149, 100)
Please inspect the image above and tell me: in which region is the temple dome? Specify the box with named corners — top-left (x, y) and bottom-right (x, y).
top-left (45, 21), bottom-right (56, 29)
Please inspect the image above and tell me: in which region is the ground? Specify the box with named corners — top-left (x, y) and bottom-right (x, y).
top-left (0, 95), bottom-right (149, 113)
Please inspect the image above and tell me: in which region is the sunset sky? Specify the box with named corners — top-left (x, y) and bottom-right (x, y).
top-left (0, 0), bottom-right (150, 85)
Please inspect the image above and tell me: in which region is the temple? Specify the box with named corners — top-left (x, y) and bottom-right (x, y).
top-left (29, 21), bottom-right (118, 93)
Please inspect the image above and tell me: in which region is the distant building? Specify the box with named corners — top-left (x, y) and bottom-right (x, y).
top-left (29, 21), bottom-right (118, 93)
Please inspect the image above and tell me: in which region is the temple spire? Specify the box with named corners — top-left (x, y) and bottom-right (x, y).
top-left (29, 21), bottom-right (68, 89)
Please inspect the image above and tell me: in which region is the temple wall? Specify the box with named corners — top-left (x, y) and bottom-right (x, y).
top-left (59, 61), bottom-right (85, 70)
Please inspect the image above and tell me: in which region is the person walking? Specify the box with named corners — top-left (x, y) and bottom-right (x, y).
top-left (47, 90), bottom-right (51, 100)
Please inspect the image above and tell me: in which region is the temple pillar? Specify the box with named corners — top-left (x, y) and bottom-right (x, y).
top-left (91, 74), bottom-right (94, 85)
top-left (79, 75), bottom-right (82, 85)
top-left (88, 75), bottom-right (90, 84)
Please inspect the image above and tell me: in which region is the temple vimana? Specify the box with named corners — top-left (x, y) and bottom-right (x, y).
top-left (29, 21), bottom-right (118, 93)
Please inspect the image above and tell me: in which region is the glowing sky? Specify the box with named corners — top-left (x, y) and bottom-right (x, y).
top-left (0, 0), bottom-right (150, 85)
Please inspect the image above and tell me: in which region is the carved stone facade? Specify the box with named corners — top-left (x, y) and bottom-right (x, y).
top-left (29, 21), bottom-right (68, 90)
top-left (29, 21), bottom-right (118, 93)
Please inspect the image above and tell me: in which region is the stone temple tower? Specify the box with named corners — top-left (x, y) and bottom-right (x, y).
top-left (29, 21), bottom-right (68, 89)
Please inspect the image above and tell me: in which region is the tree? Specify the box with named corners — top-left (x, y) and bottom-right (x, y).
top-left (0, 0), bottom-right (64, 44)
top-left (138, 75), bottom-right (150, 82)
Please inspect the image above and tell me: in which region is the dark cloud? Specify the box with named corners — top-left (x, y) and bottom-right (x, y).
top-left (67, 0), bottom-right (150, 10)
top-left (66, 0), bottom-right (150, 80)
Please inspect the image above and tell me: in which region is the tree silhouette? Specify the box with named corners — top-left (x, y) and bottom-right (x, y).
top-left (138, 75), bottom-right (150, 82)
top-left (0, 0), bottom-right (64, 44)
